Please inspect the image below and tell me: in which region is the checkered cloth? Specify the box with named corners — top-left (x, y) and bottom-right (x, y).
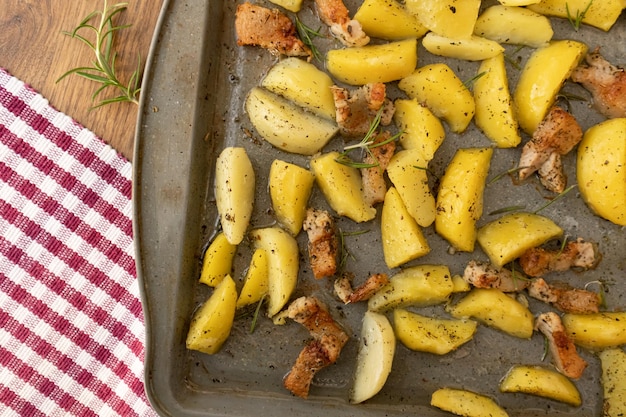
top-left (0, 68), bottom-right (157, 416)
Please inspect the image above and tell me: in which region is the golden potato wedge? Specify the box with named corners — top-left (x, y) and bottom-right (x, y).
top-left (268, 159), bottom-right (316, 235)
top-left (394, 309), bottom-right (477, 355)
top-left (563, 312), bottom-right (626, 350)
top-left (448, 288), bottom-right (534, 339)
top-left (215, 147), bottom-right (255, 245)
top-left (236, 248), bottom-right (269, 309)
top-left (368, 265), bottom-right (453, 312)
top-left (452, 274), bottom-right (471, 293)
top-left (514, 40), bottom-right (587, 134)
top-left (186, 274), bottom-right (238, 354)
top-left (399, 63), bottom-right (475, 133)
top-left (261, 58), bottom-right (336, 120)
top-left (577, 118), bottom-right (626, 226)
top-left (474, 53), bottom-right (521, 148)
top-left (435, 147), bottom-right (493, 252)
top-left (500, 365), bottom-right (581, 406)
top-left (393, 98), bottom-right (445, 160)
top-left (350, 311), bottom-right (396, 404)
top-left (476, 212), bottom-right (563, 269)
top-left (250, 227), bottom-right (299, 317)
top-left (599, 348), bottom-right (626, 417)
top-left (198, 232), bottom-right (237, 287)
top-left (326, 38), bottom-right (418, 85)
top-left (431, 387), bottom-right (509, 417)
top-left (404, 0), bottom-right (481, 39)
top-left (422, 33), bottom-right (504, 61)
top-left (310, 152), bottom-right (377, 223)
top-left (386, 149), bottom-right (436, 227)
top-left (381, 187), bottom-right (431, 268)
top-left (245, 87), bottom-right (338, 155)
top-left (354, 0), bottom-right (429, 41)
top-left (474, 5), bottom-right (553, 48)
top-left (528, 0), bottom-right (625, 31)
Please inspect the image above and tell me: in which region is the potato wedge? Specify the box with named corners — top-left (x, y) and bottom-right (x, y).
top-left (448, 288), bottom-right (534, 339)
top-left (528, 0), bottom-right (625, 31)
top-left (269, 159), bottom-right (315, 235)
top-left (350, 311), bottom-right (395, 404)
top-left (267, 0), bottom-right (302, 12)
top-left (399, 63), bottom-right (475, 133)
top-left (236, 248), bottom-right (269, 309)
top-left (393, 98), bottom-right (446, 161)
top-left (476, 212), bottom-right (563, 269)
top-left (386, 149), bottom-right (436, 227)
top-left (500, 365), bottom-right (582, 406)
top-left (474, 53), bottom-right (521, 148)
top-left (394, 309), bottom-right (477, 355)
top-left (215, 147), bottom-right (255, 245)
top-left (452, 274), bottom-right (471, 293)
top-left (326, 38), bottom-right (418, 85)
top-left (563, 312), bottom-right (626, 350)
top-left (354, 0), bottom-right (428, 41)
top-left (404, 0), bottom-right (481, 39)
top-left (368, 265), bottom-right (453, 312)
top-left (514, 40), bottom-right (587, 135)
top-left (310, 152), bottom-right (377, 223)
top-left (198, 232), bottom-right (237, 287)
top-left (186, 274), bottom-right (238, 355)
top-left (381, 187), bottom-right (431, 268)
top-left (250, 227), bottom-right (299, 317)
top-left (435, 147), bottom-right (493, 252)
top-left (245, 87), bottom-right (338, 155)
top-left (599, 348), bottom-right (626, 417)
top-left (577, 118), bottom-right (626, 226)
top-left (422, 33), bottom-right (504, 61)
top-left (261, 58), bottom-right (335, 120)
top-left (431, 388), bottom-right (509, 417)
top-left (474, 5), bottom-right (553, 48)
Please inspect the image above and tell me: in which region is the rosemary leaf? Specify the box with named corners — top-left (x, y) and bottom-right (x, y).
top-left (566, 0), bottom-right (593, 31)
top-left (533, 184), bottom-right (577, 214)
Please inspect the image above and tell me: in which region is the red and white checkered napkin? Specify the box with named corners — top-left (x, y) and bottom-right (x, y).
top-left (0, 68), bottom-right (157, 417)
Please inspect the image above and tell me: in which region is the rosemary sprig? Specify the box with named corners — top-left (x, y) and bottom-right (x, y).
top-left (487, 166), bottom-right (528, 185)
top-left (463, 71), bottom-right (487, 89)
top-left (57, 1), bottom-right (142, 108)
top-left (533, 184), bottom-right (577, 214)
top-left (585, 280), bottom-right (607, 309)
top-left (338, 229), bottom-right (369, 268)
top-left (566, 0), bottom-right (593, 31)
top-left (249, 294), bottom-right (266, 334)
top-left (504, 45), bottom-right (526, 70)
top-left (295, 16), bottom-right (323, 62)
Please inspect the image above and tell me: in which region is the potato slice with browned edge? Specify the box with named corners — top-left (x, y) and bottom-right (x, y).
top-left (250, 227), bottom-right (299, 317)
top-left (354, 0), bottom-right (428, 41)
top-left (236, 248), bottom-right (269, 309)
top-left (399, 63), bottom-right (475, 133)
top-left (563, 312), bottom-right (626, 350)
top-left (245, 87), bottom-right (338, 155)
top-left (186, 274), bottom-right (238, 355)
top-left (198, 232), bottom-right (237, 287)
top-left (500, 365), bottom-right (582, 406)
top-left (577, 118), bottom-right (626, 226)
top-left (436, 147), bottom-right (493, 252)
top-left (528, 0), bottom-right (624, 31)
top-left (448, 288), bottom-right (534, 339)
top-left (431, 387), bottom-right (509, 417)
top-left (368, 265), bottom-right (453, 312)
top-left (326, 38), bottom-right (418, 85)
top-left (476, 212), bottom-right (563, 269)
top-left (215, 147), bottom-right (255, 245)
top-left (599, 348), bottom-right (626, 417)
top-left (381, 187), bottom-right (430, 268)
top-left (514, 40), bottom-right (587, 134)
top-left (350, 311), bottom-right (395, 404)
top-left (310, 152), bottom-right (377, 223)
top-left (474, 5), bottom-right (553, 48)
top-left (394, 309), bottom-right (477, 355)
top-left (269, 159), bottom-right (315, 235)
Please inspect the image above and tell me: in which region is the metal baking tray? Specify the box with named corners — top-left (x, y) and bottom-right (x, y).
top-left (133, 0), bottom-right (626, 415)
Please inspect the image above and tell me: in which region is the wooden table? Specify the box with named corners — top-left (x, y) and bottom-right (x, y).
top-left (0, 0), bottom-right (164, 161)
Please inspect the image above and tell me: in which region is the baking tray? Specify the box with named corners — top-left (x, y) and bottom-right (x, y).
top-left (133, 0), bottom-right (626, 415)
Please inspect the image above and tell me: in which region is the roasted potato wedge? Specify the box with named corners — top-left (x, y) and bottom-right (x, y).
top-left (354, 0), bottom-right (428, 40)
top-left (500, 365), bottom-right (582, 406)
top-left (422, 33), bottom-right (504, 61)
top-left (599, 348), bottom-right (626, 417)
top-left (474, 5), bottom-right (553, 48)
top-left (431, 387), bottom-right (509, 417)
top-left (528, 0), bottom-right (625, 31)
top-left (198, 232), bottom-right (237, 287)
top-left (393, 98), bottom-right (446, 161)
top-left (269, 159), bottom-right (315, 235)
top-left (563, 312), bottom-right (626, 350)
top-left (236, 248), bottom-right (269, 309)
top-left (404, 0), bottom-right (481, 39)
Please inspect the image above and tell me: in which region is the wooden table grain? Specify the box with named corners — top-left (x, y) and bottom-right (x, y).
top-left (0, 0), bottom-right (164, 161)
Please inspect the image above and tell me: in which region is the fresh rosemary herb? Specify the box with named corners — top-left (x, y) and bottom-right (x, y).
top-left (295, 16), bottom-right (323, 62)
top-left (540, 336), bottom-right (549, 361)
top-left (487, 166), bottom-right (528, 185)
top-left (533, 184), bottom-right (577, 214)
top-left (463, 71), bottom-right (487, 88)
top-left (249, 294), bottom-right (266, 334)
top-left (566, 0), bottom-right (593, 31)
top-left (585, 280), bottom-right (607, 309)
top-left (504, 45), bottom-right (526, 70)
top-left (57, 1), bottom-right (142, 108)
top-left (339, 229), bottom-right (369, 269)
